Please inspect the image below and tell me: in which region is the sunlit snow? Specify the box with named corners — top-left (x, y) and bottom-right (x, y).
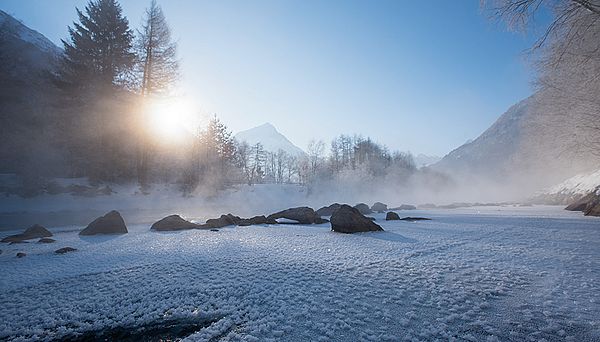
top-left (0, 206), bottom-right (598, 341)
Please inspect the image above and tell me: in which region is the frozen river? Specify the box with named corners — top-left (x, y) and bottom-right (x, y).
top-left (0, 206), bottom-right (598, 341)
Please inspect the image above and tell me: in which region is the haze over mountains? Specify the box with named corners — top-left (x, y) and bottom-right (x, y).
top-left (432, 95), bottom-right (600, 197)
top-left (1, 9), bottom-right (598, 201)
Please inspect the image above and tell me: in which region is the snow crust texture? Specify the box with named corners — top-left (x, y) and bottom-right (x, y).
top-left (0, 207), bottom-right (599, 341)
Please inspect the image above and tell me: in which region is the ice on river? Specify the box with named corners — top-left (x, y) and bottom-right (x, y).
top-left (0, 206), bottom-right (599, 341)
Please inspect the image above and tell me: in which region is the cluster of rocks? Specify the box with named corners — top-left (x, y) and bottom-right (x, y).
top-left (1, 223), bottom-right (79, 258)
top-left (315, 201), bottom-right (429, 224)
top-left (151, 207), bottom-right (327, 231)
top-left (2, 210), bottom-right (130, 258)
top-left (565, 186), bottom-right (600, 217)
top-left (3, 200), bottom-right (435, 258)
top-left (267, 207), bottom-right (328, 224)
top-left (1, 224), bottom-right (53, 243)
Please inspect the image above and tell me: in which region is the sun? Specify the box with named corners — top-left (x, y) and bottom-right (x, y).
top-left (146, 97), bottom-right (196, 142)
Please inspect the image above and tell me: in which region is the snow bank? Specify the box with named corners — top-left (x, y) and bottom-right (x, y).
top-left (531, 169), bottom-right (600, 204)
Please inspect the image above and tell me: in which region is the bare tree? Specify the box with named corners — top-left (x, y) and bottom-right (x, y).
top-left (483, 0), bottom-right (600, 155)
top-left (307, 139), bottom-right (325, 180)
top-left (137, 0), bottom-right (179, 96)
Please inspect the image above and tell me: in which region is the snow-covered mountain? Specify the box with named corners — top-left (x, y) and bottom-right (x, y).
top-left (0, 10), bottom-right (62, 56)
top-left (414, 154), bottom-right (441, 168)
top-left (0, 10), bottom-right (64, 175)
top-left (432, 95), bottom-right (600, 195)
top-left (234, 123), bottom-right (306, 157)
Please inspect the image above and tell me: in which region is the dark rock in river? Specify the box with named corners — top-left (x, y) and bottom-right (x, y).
top-left (400, 217), bottom-right (431, 221)
top-left (38, 238), bottom-right (56, 243)
top-left (268, 207), bottom-right (327, 224)
top-left (238, 215), bottom-right (278, 226)
top-left (1, 224), bottom-right (53, 243)
top-left (353, 203), bottom-right (373, 215)
top-left (566, 187), bottom-right (600, 217)
top-left (204, 214), bottom-right (242, 228)
top-left (316, 203), bottom-right (342, 216)
top-left (331, 204), bottom-right (383, 233)
top-left (55, 247), bottom-right (77, 254)
top-left (371, 202), bottom-right (388, 212)
top-left (80, 210), bottom-right (128, 235)
top-left (386, 212), bottom-right (400, 220)
top-left (151, 215), bottom-right (200, 231)
top-left (16, 252), bottom-right (26, 258)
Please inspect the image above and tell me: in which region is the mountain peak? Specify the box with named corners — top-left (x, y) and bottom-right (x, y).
top-left (234, 123), bottom-right (306, 157)
top-left (255, 122), bottom-right (277, 131)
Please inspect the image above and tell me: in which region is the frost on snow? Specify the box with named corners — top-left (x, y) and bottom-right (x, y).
top-left (0, 207), bottom-right (598, 341)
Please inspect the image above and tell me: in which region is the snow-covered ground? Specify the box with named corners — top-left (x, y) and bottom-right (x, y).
top-left (1, 206), bottom-right (599, 341)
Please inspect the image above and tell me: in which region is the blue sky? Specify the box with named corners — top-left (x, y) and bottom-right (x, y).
top-left (1, 0), bottom-right (546, 156)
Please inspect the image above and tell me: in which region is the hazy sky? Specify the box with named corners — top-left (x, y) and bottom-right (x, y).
top-left (1, 0), bottom-right (545, 156)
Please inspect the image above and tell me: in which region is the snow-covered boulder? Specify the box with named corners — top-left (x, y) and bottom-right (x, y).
top-left (371, 202), bottom-right (388, 212)
top-left (151, 215), bottom-right (199, 231)
top-left (1, 224), bottom-right (52, 243)
top-left (331, 204), bottom-right (383, 233)
top-left (268, 207), bottom-right (328, 224)
top-left (79, 210), bottom-right (128, 235)
top-left (386, 212), bottom-right (400, 220)
top-left (353, 203), bottom-right (372, 215)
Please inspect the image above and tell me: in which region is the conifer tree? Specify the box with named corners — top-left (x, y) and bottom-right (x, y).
top-left (61, 0), bottom-right (135, 92)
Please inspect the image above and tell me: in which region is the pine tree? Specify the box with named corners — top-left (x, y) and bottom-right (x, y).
top-left (195, 116), bottom-right (236, 189)
top-left (61, 0), bottom-right (135, 92)
top-left (137, 0), bottom-right (179, 96)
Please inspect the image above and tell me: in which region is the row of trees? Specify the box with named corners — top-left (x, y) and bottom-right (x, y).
top-left (41, 0), bottom-right (419, 195)
top-left (176, 117), bottom-right (418, 194)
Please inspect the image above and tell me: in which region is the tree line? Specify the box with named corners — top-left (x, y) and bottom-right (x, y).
top-left (179, 116), bottom-right (418, 194)
top-left (37, 0), bottom-right (420, 195)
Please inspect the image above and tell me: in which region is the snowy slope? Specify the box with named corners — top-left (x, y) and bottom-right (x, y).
top-left (433, 95), bottom-right (600, 196)
top-left (234, 123), bottom-right (306, 156)
top-left (0, 10), bottom-right (65, 175)
top-left (414, 154), bottom-right (441, 168)
top-left (546, 169), bottom-right (600, 195)
top-left (0, 207), bottom-right (598, 341)
top-left (0, 10), bottom-right (62, 56)
top-left (531, 169), bottom-right (600, 204)
top-left (434, 97), bottom-right (530, 177)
